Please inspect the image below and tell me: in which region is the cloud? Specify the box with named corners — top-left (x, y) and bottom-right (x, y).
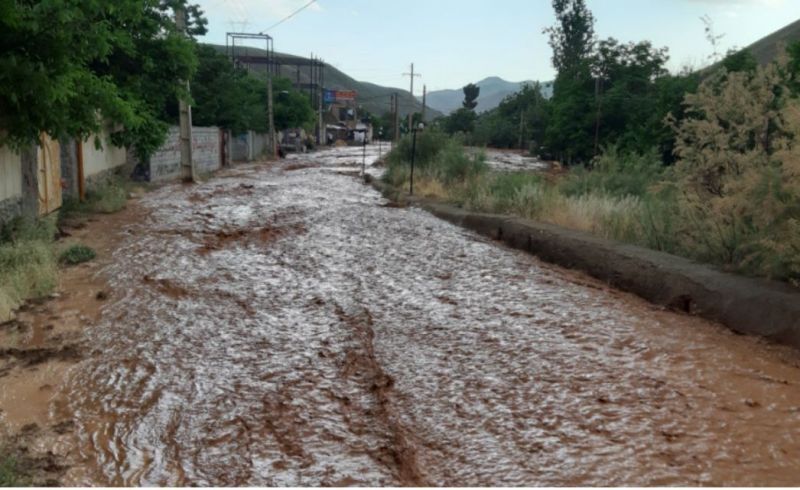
top-left (200, 0), bottom-right (323, 31)
top-left (686, 0), bottom-right (785, 6)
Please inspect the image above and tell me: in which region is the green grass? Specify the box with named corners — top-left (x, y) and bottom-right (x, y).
top-left (384, 131), bottom-right (488, 190)
top-left (59, 244), bottom-right (96, 265)
top-left (59, 178), bottom-right (128, 222)
top-left (0, 454), bottom-right (25, 487)
top-left (0, 177), bottom-right (135, 321)
top-left (0, 217), bottom-right (58, 322)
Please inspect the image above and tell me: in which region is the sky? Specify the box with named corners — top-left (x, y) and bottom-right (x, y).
top-left (195, 0), bottom-right (800, 93)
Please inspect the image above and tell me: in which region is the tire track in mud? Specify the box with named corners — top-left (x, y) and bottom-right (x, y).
top-left (332, 302), bottom-right (425, 486)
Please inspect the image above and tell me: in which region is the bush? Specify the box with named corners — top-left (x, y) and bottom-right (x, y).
top-left (59, 244), bottom-right (96, 265)
top-left (386, 130), bottom-right (450, 169)
top-left (0, 216), bottom-right (58, 321)
top-left (384, 131), bottom-right (487, 188)
top-left (0, 455), bottom-right (25, 487)
top-left (559, 145), bottom-right (666, 198)
top-left (485, 172), bottom-right (543, 211)
top-left (60, 178), bottom-right (128, 221)
top-left (0, 215), bottom-right (57, 244)
top-left (436, 143), bottom-right (487, 183)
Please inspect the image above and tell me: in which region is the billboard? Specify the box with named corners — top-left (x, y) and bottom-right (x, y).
top-left (324, 89), bottom-right (357, 103)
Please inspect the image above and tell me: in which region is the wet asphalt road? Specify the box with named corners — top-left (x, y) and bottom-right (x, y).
top-left (64, 145), bottom-right (800, 486)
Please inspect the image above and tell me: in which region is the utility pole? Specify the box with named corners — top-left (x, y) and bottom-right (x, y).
top-left (268, 74), bottom-right (276, 158)
top-left (176, 6), bottom-right (195, 181)
top-left (422, 85), bottom-right (427, 122)
top-left (393, 92), bottom-right (400, 142)
top-left (318, 86), bottom-right (324, 146)
top-left (594, 76), bottom-right (602, 157)
top-left (402, 63), bottom-right (421, 135)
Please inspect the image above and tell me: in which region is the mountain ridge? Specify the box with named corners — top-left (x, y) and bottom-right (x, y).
top-left (424, 77), bottom-right (552, 115)
top-left (205, 44), bottom-right (440, 120)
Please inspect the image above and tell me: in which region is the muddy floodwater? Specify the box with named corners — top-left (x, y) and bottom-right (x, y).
top-left (62, 145), bottom-right (800, 486)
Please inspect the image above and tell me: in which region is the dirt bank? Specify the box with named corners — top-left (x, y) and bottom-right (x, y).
top-left (371, 178), bottom-right (800, 350)
top-left (0, 197), bottom-right (147, 485)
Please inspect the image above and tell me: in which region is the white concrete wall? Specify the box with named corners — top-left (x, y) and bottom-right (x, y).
top-left (193, 127), bottom-right (221, 175)
top-left (82, 128), bottom-right (127, 179)
top-left (0, 146), bottom-right (22, 203)
top-left (149, 126), bottom-right (221, 182)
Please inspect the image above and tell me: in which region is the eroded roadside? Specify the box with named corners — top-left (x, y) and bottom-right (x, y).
top-left (0, 192), bottom-right (149, 485)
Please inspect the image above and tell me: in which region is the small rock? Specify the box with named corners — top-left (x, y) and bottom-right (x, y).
top-left (96, 291), bottom-right (109, 301)
top-left (49, 293), bottom-right (61, 300)
top-left (744, 399), bottom-right (761, 408)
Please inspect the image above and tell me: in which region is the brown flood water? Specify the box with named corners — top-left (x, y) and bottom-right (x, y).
top-left (59, 146), bottom-right (800, 486)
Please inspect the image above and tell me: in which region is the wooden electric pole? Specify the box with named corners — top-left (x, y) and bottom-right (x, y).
top-left (268, 72), bottom-right (276, 158)
top-left (393, 92), bottom-right (400, 142)
top-left (594, 76), bottom-right (602, 157)
top-left (175, 6), bottom-right (195, 181)
top-left (402, 63), bottom-right (421, 135)
top-left (422, 85), bottom-right (427, 122)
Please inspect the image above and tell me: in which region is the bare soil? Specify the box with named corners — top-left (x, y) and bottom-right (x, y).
top-left (0, 199), bottom-right (146, 485)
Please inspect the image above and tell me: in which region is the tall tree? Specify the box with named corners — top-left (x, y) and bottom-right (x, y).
top-left (545, 0), bottom-right (595, 77)
top-left (462, 83), bottom-right (480, 110)
top-left (0, 0), bottom-right (206, 162)
top-left (543, 0), bottom-right (596, 163)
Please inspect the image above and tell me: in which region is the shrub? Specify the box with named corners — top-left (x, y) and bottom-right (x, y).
top-left (0, 216), bottom-right (59, 321)
top-left (386, 129), bottom-right (450, 170)
top-left (559, 145), bottom-right (665, 198)
top-left (671, 59), bottom-right (800, 281)
top-left (0, 215), bottom-right (57, 244)
top-left (384, 132), bottom-right (487, 188)
top-left (60, 178), bottom-right (128, 221)
top-left (0, 241), bottom-right (57, 322)
top-left (0, 455), bottom-right (25, 487)
top-left (59, 244), bottom-right (97, 265)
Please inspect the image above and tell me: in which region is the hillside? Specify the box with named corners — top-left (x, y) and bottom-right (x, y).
top-left (425, 77), bottom-right (553, 115)
top-left (740, 18), bottom-right (800, 66)
top-left (206, 44), bottom-right (439, 120)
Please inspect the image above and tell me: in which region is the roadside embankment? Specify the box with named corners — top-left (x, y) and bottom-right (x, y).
top-left (370, 177), bottom-right (800, 349)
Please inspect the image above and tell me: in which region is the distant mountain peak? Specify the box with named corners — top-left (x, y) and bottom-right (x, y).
top-left (425, 77), bottom-right (545, 115)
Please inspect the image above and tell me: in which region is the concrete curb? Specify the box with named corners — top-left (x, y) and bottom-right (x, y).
top-left (367, 177), bottom-right (800, 349)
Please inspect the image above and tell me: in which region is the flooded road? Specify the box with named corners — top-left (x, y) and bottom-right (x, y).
top-left (64, 145), bottom-right (800, 486)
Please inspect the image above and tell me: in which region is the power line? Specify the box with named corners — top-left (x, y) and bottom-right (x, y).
top-left (260, 0), bottom-right (318, 34)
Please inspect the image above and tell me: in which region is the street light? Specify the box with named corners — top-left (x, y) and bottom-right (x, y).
top-left (410, 122), bottom-right (424, 196)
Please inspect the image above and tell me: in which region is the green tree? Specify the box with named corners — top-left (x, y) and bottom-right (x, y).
top-left (462, 83), bottom-right (480, 110)
top-left (670, 59), bottom-right (800, 279)
top-left (473, 83), bottom-right (551, 151)
top-left (0, 0), bottom-right (206, 162)
top-left (101, 1), bottom-right (206, 161)
top-left (444, 108), bottom-right (477, 135)
top-left (273, 77), bottom-right (315, 131)
top-left (545, 0), bottom-right (595, 77)
top-left (191, 46), bottom-right (265, 133)
top-left (722, 49), bottom-right (758, 74)
top-left (544, 0), bottom-right (596, 163)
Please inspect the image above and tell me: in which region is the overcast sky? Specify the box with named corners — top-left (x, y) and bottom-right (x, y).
top-left (195, 0), bottom-right (800, 93)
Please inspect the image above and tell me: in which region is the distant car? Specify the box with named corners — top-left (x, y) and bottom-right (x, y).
top-left (280, 131), bottom-right (307, 154)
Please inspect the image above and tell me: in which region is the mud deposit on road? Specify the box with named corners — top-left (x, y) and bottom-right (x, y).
top-left (0, 204), bottom-right (142, 485)
top-left (62, 146), bottom-right (800, 486)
